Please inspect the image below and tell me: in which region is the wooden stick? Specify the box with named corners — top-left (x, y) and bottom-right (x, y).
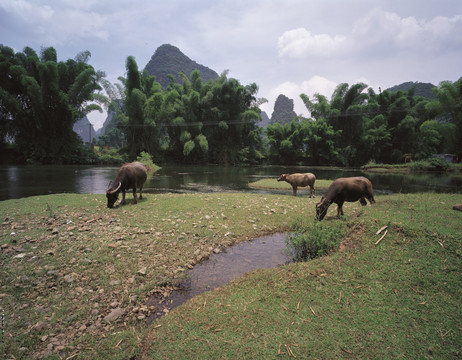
top-left (376, 225), bottom-right (388, 235)
top-left (375, 229), bottom-right (388, 245)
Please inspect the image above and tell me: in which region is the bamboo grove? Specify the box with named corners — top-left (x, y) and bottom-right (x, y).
top-left (1, 45), bottom-right (461, 165)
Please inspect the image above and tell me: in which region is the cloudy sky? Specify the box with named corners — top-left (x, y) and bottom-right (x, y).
top-left (1, 0), bottom-right (461, 129)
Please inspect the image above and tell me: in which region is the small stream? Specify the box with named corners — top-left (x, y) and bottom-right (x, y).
top-left (146, 232), bottom-right (290, 323)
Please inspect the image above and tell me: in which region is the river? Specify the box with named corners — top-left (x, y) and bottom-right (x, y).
top-left (1, 164), bottom-right (461, 201)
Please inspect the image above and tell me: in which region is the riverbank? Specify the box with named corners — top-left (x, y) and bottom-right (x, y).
top-left (1, 192), bottom-right (461, 359)
top-left (248, 178), bottom-right (332, 193)
top-left (361, 159), bottom-right (462, 173)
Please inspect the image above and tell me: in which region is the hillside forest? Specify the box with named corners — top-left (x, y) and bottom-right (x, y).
top-left (1, 45), bottom-right (461, 166)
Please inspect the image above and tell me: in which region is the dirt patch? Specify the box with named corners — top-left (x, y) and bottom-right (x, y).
top-left (339, 223), bottom-right (366, 252)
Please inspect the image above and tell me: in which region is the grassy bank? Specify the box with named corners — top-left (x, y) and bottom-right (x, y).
top-left (1, 192), bottom-right (309, 359)
top-left (140, 192), bottom-right (462, 359)
top-left (361, 159), bottom-right (462, 173)
top-left (1, 191), bottom-right (461, 359)
top-left (248, 178), bottom-right (332, 193)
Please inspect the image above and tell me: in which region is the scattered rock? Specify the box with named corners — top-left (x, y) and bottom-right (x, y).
top-left (104, 307), bottom-right (124, 322)
top-left (137, 267), bottom-right (147, 276)
top-left (32, 321), bottom-right (49, 332)
top-left (63, 275), bottom-right (74, 283)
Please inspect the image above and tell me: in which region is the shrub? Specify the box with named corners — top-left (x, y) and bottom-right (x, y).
top-left (285, 219), bottom-right (344, 262)
top-left (136, 151), bottom-right (160, 172)
top-left (94, 146), bottom-right (127, 165)
top-left (410, 157), bottom-right (453, 172)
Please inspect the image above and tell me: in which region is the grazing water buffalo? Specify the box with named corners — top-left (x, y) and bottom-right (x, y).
top-left (316, 176), bottom-right (375, 220)
top-left (106, 161), bottom-right (147, 208)
top-left (277, 173), bottom-right (316, 197)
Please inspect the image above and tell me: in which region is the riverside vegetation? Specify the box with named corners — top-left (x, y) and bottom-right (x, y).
top-left (1, 189), bottom-right (461, 359)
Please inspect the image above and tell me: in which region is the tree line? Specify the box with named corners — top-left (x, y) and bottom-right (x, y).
top-left (1, 45), bottom-right (461, 165)
top-left (268, 82), bottom-right (461, 166)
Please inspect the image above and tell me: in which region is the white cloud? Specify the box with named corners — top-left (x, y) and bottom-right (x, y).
top-left (1, 0), bottom-right (53, 21)
top-left (278, 28), bottom-right (348, 58)
top-left (0, 0), bottom-right (108, 44)
top-left (278, 8), bottom-right (462, 60)
top-left (352, 8), bottom-right (462, 53)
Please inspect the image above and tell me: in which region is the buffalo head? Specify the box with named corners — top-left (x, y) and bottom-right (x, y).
top-left (315, 197), bottom-right (331, 221)
top-left (106, 182), bottom-right (121, 208)
top-left (277, 174), bottom-right (287, 182)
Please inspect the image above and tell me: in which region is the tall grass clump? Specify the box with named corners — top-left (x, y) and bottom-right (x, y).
top-left (285, 217), bottom-right (345, 261)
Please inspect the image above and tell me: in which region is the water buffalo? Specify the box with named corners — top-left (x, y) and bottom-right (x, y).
top-left (106, 161), bottom-right (147, 208)
top-left (316, 176), bottom-right (375, 220)
top-left (277, 173), bottom-right (316, 197)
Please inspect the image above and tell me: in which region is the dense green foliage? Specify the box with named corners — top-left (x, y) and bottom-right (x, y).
top-left (0, 45), bottom-right (104, 163)
top-left (267, 80), bottom-right (462, 166)
top-left (119, 57), bottom-right (263, 164)
top-left (1, 44), bottom-right (461, 166)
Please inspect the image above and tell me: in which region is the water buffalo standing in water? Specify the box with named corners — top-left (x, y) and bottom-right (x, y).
top-left (316, 176), bottom-right (375, 220)
top-left (106, 162), bottom-right (147, 208)
top-left (277, 173), bottom-right (316, 197)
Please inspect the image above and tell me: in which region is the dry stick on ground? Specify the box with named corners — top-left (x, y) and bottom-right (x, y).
top-left (375, 229), bottom-right (388, 245)
top-left (376, 225), bottom-right (388, 235)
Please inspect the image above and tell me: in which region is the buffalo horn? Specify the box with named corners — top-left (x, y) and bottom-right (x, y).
top-left (109, 182), bottom-right (122, 194)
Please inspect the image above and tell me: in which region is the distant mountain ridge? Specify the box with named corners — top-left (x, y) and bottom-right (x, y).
top-left (144, 44), bottom-right (219, 88)
top-left (386, 81), bottom-right (437, 100)
top-left (73, 116), bottom-right (97, 143)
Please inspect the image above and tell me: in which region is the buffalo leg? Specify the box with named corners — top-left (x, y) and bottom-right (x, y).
top-left (359, 197), bottom-right (367, 206)
top-left (292, 186), bottom-right (297, 196)
top-left (310, 186), bottom-right (315, 198)
top-left (120, 190), bottom-right (126, 205)
top-left (139, 185), bottom-right (143, 200)
top-left (133, 188), bottom-right (138, 204)
top-left (336, 203), bottom-right (344, 218)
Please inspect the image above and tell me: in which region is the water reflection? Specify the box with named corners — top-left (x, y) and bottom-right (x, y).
top-left (74, 167), bottom-right (116, 194)
top-left (0, 164), bottom-right (460, 201)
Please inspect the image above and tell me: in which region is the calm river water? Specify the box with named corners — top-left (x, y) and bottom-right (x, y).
top-left (1, 164), bottom-right (461, 201)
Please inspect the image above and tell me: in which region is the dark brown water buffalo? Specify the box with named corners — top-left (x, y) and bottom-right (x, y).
top-left (316, 176), bottom-right (375, 220)
top-left (106, 161), bottom-right (147, 208)
top-left (277, 173), bottom-right (316, 197)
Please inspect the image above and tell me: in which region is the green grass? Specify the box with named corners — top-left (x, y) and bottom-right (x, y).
top-left (1, 192), bottom-right (461, 359)
top-left (361, 160), bottom-right (462, 173)
top-left (0, 192), bottom-right (312, 359)
top-left (139, 193), bottom-right (462, 359)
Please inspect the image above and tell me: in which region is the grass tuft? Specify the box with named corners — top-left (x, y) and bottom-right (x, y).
top-left (285, 217), bottom-right (345, 261)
